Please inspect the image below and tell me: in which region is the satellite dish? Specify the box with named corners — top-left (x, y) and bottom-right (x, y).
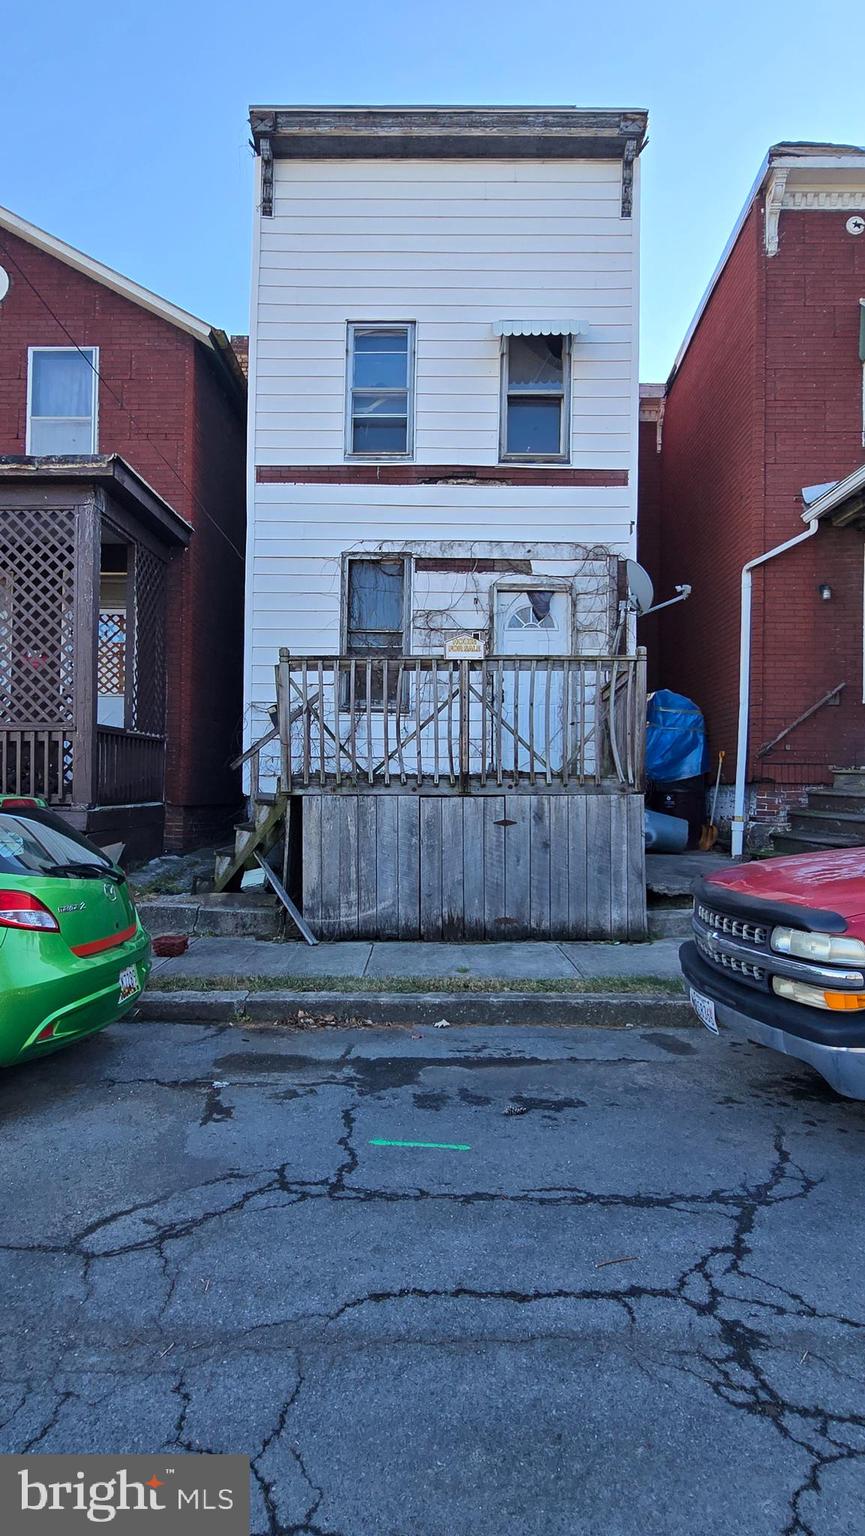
top-left (625, 559), bottom-right (654, 616)
top-left (0, 267), bottom-right (9, 304)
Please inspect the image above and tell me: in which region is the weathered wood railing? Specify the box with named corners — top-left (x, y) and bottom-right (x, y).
top-left (96, 727), bottom-right (165, 804)
top-left (250, 651), bottom-right (647, 795)
top-left (0, 726), bottom-right (75, 803)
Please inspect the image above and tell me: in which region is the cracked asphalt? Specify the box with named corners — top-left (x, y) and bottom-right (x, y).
top-left (1, 1017), bottom-right (865, 1535)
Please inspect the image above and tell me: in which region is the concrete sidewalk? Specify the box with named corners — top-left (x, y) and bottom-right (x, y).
top-left (140, 935), bottom-right (691, 1030)
top-left (150, 935), bottom-right (686, 985)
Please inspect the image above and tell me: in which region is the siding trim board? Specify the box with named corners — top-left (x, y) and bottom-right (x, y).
top-left (256, 464), bottom-right (628, 487)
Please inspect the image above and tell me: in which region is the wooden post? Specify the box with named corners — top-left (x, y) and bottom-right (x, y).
top-left (72, 494), bottom-right (101, 808)
top-left (276, 647), bottom-right (292, 794)
top-left (459, 660), bottom-right (469, 791)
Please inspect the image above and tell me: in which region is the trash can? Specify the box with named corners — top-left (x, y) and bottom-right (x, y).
top-left (647, 777), bottom-right (706, 848)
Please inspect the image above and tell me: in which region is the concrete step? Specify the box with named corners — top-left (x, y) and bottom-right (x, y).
top-left (771, 829), bottom-right (865, 855)
top-left (833, 769), bottom-right (865, 793)
top-left (807, 789), bottom-right (865, 814)
top-left (647, 906), bottom-right (692, 940)
top-left (789, 809), bottom-right (865, 838)
top-left (138, 891), bottom-right (280, 939)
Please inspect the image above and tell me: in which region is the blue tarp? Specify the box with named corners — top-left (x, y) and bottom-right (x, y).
top-left (645, 690), bottom-right (709, 784)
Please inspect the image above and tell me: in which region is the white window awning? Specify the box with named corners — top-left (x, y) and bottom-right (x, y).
top-left (492, 319), bottom-right (587, 338)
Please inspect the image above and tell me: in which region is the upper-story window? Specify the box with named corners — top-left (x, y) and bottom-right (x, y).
top-left (346, 324), bottom-right (415, 458)
top-left (500, 334), bottom-right (570, 461)
top-left (27, 347), bottom-right (98, 454)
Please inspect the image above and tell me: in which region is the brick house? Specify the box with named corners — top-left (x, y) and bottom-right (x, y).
top-left (0, 205), bottom-right (247, 857)
top-left (641, 143), bottom-right (865, 851)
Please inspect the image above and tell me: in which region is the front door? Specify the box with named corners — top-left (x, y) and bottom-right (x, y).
top-left (494, 588), bottom-right (571, 774)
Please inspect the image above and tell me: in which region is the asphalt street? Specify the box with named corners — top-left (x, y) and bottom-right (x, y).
top-left (1, 1016), bottom-right (864, 1535)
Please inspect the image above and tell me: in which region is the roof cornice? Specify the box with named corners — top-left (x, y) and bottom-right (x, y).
top-left (249, 106), bottom-right (648, 161)
top-left (667, 143), bottom-right (865, 389)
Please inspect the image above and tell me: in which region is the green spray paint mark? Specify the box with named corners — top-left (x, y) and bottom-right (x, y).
top-left (369, 1138), bottom-right (471, 1151)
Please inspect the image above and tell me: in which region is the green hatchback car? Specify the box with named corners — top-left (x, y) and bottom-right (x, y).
top-left (0, 796), bottom-right (150, 1067)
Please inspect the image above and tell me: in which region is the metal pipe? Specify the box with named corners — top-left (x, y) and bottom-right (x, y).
top-left (731, 519), bottom-right (820, 858)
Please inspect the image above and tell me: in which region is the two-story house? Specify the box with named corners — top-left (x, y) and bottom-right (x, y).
top-left (646, 143), bottom-right (865, 854)
top-left (0, 206), bottom-right (246, 858)
top-left (238, 106), bottom-right (649, 939)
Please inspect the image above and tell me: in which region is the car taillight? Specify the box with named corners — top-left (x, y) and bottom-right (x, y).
top-left (1, 798), bottom-right (39, 809)
top-left (0, 891), bottom-right (60, 932)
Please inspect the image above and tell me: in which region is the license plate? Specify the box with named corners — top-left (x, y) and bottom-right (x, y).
top-left (690, 988), bottom-right (718, 1034)
top-left (118, 965), bottom-right (139, 1001)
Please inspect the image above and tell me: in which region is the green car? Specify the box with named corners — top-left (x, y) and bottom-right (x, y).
top-left (0, 795), bottom-right (150, 1067)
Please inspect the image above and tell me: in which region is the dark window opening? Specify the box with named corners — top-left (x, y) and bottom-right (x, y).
top-left (345, 557), bottom-right (407, 705)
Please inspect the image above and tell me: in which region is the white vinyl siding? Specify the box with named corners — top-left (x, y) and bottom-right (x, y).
top-left (245, 152), bottom-right (641, 739)
top-left (253, 158), bottom-right (636, 470)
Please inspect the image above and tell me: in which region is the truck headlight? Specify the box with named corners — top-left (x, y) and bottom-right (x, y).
top-left (771, 927), bottom-right (865, 964)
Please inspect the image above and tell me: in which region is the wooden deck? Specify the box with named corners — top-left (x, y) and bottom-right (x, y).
top-left (246, 649), bottom-right (647, 798)
top-left (229, 650), bottom-right (648, 940)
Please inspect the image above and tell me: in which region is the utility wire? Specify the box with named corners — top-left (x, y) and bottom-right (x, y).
top-left (0, 237), bottom-right (246, 562)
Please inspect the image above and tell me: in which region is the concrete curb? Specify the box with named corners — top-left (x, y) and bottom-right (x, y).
top-left (137, 989), bottom-right (694, 1030)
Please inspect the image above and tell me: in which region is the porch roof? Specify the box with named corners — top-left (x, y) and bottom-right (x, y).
top-left (0, 454), bottom-right (193, 546)
top-left (801, 462), bottom-right (865, 529)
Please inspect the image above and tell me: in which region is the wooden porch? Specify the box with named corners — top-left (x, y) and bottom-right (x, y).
top-left (247, 648), bottom-right (647, 797)
top-left (227, 649), bottom-right (648, 942)
top-left (0, 458), bottom-right (190, 857)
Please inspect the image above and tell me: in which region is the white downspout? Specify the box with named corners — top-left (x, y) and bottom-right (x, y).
top-left (731, 518), bottom-right (821, 857)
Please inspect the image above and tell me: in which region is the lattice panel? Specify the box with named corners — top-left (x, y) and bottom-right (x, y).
top-left (0, 508), bottom-right (77, 724)
top-left (131, 548), bottom-right (167, 733)
top-left (97, 610), bottom-right (127, 696)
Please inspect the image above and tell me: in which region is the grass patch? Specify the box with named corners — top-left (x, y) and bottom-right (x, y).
top-left (148, 972), bottom-right (686, 997)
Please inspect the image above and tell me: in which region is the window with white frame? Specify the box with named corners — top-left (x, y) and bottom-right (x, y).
top-left (346, 324), bottom-right (414, 457)
top-left (27, 347), bottom-right (98, 454)
top-left (501, 334), bottom-right (570, 460)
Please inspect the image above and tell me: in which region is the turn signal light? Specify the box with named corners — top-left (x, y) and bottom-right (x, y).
top-left (0, 891), bottom-right (60, 932)
top-left (36, 1024), bottom-right (55, 1041)
top-left (773, 977), bottom-right (865, 1011)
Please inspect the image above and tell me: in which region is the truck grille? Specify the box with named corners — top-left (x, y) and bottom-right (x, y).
top-left (695, 902), bottom-right (769, 948)
top-left (695, 931), bottom-right (767, 987)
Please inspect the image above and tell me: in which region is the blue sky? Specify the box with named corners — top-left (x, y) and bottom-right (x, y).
top-left (1, 0), bottom-right (862, 379)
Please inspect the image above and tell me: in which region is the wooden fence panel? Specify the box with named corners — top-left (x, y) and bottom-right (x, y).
top-left (397, 796), bottom-right (420, 939)
top-left (301, 791), bottom-right (645, 942)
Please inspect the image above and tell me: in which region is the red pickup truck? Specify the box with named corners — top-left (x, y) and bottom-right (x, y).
top-left (680, 848), bottom-right (865, 1098)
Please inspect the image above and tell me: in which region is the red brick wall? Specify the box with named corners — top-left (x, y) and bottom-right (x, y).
top-left (654, 199), bottom-right (865, 788)
top-left (636, 414), bottom-right (663, 688)
top-left (162, 346), bottom-right (245, 834)
top-left (0, 228), bottom-right (246, 844)
top-left (755, 210), bottom-right (865, 782)
top-left (656, 204), bottom-right (766, 778)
